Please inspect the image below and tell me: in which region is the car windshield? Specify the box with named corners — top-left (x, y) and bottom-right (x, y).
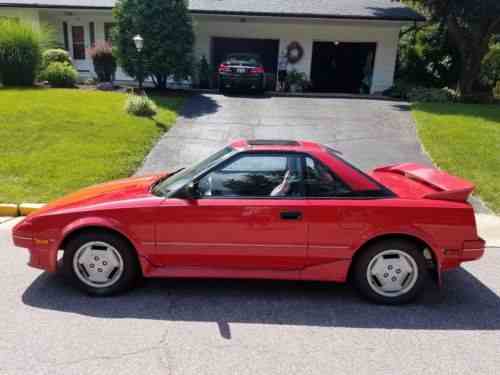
top-left (226, 54), bottom-right (260, 65)
top-left (152, 146), bottom-right (235, 197)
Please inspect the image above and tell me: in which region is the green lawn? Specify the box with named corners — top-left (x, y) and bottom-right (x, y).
top-left (412, 103), bottom-right (500, 213)
top-left (0, 88), bottom-right (184, 203)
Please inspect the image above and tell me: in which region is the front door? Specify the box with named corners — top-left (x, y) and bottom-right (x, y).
top-left (154, 152), bottom-right (308, 271)
top-left (68, 24), bottom-right (90, 72)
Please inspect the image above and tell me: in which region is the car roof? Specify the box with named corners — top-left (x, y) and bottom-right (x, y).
top-left (230, 139), bottom-right (325, 152)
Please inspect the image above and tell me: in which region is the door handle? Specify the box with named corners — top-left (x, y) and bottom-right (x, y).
top-left (280, 211), bottom-right (302, 220)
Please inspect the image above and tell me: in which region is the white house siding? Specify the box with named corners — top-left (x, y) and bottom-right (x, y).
top-left (194, 15), bottom-right (406, 93)
top-left (0, 7), bottom-right (40, 25)
top-left (0, 7), bottom-right (407, 92)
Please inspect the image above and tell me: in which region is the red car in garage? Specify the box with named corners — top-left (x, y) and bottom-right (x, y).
top-left (12, 139), bottom-right (485, 304)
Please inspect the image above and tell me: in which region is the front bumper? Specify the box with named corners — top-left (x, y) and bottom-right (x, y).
top-left (12, 219), bottom-right (58, 272)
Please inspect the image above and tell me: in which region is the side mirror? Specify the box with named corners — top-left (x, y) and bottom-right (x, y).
top-left (179, 181), bottom-right (200, 200)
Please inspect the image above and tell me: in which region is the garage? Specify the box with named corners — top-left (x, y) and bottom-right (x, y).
top-left (211, 37), bottom-right (280, 86)
top-left (310, 41), bottom-right (377, 94)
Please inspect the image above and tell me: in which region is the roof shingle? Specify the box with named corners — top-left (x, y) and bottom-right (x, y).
top-left (0, 0), bottom-right (424, 21)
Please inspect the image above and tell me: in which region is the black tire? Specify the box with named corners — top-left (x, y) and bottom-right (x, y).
top-left (62, 231), bottom-right (141, 296)
top-left (353, 239), bottom-right (428, 305)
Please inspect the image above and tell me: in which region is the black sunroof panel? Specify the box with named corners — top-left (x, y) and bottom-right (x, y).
top-left (247, 139), bottom-right (300, 146)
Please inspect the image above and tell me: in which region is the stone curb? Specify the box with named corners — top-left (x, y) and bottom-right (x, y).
top-left (0, 203), bottom-right (45, 217)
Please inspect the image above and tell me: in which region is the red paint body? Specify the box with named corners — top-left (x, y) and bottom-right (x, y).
top-left (12, 140), bottom-right (485, 284)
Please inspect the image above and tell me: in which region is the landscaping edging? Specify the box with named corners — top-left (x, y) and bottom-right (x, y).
top-left (0, 203), bottom-right (45, 217)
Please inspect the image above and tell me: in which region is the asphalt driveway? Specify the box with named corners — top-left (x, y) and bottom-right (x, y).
top-left (137, 94), bottom-right (431, 175)
top-left (1, 218), bottom-right (500, 375)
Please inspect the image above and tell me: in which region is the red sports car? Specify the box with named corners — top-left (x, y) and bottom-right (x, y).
top-left (12, 139), bottom-right (485, 304)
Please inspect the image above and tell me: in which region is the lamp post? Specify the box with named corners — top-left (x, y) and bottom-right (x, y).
top-left (133, 34), bottom-right (144, 93)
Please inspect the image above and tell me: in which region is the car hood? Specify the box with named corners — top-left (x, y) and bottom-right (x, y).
top-left (31, 174), bottom-right (165, 217)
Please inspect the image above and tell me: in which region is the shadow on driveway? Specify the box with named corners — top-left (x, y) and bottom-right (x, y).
top-left (22, 267), bottom-right (500, 333)
top-left (181, 94), bottom-right (221, 119)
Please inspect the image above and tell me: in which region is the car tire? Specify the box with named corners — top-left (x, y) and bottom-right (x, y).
top-left (62, 231), bottom-right (141, 296)
top-left (353, 239), bottom-right (428, 305)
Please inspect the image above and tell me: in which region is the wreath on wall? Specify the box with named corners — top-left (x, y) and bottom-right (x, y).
top-left (286, 41), bottom-right (304, 64)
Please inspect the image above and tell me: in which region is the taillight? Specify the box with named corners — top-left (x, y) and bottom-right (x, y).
top-left (219, 64), bottom-right (231, 73)
top-left (250, 66), bottom-right (264, 74)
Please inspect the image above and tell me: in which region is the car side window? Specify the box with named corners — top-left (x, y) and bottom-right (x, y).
top-left (304, 156), bottom-right (351, 197)
top-left (197, 153), bottom-right (303, 198)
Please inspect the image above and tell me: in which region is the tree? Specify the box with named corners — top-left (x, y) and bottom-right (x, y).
top-left (400, 0), bottom-right (500, 96)
top-left (113, 0), bottom-right (194, 89)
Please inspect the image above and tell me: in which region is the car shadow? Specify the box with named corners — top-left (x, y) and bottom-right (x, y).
top-left (22, 267), bottom-right (500, 332)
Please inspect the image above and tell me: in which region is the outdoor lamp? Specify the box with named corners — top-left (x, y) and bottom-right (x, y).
top-left (133, 34), bottom-right (144, 52)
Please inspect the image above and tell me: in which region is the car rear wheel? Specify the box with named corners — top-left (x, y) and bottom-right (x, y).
top-left (353, 239), bottom-right (428, 304)
top-left (63, 231), bottom-right (140, 296)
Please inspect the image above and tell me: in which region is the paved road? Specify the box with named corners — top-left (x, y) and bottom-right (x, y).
top-left (1, 218), bottom-right (500, 375)
top-left (137, 94), bottom-right (430, 174)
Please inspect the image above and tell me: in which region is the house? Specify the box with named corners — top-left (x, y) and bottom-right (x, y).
top-left (0, 0), bottom-right (424, 93)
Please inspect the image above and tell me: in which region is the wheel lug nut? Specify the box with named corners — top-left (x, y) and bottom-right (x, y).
top-left (384, 273), bottom-right (389, 278)
top-left (392, 277), bottom-right (397, 282)
top-left (89, 264), bottom-right (95, 268)
top-left (396, 269), bottom-right (401, 274)
top-left (97, 268), bottom-right (103, 272)
top-left (102, 261), bottom-right (108, 266)
top-left (388, 265), bottom-right (393, 270)
top-left (94, 256), bottom-right (99, 261)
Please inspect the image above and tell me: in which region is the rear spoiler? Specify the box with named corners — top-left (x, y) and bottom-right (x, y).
top-left (374, 163), bottom-right (475, 202)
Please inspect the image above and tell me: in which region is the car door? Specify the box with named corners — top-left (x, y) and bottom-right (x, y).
top-left (301, 155), bottom-right (368, 269)
top-left (154, 152), bottom-right (308, 271)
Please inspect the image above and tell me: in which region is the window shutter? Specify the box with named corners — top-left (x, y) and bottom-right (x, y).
top-left (63, 22), bottom-right (69, 51)
top-left (89, 22), bottom-right (95, 47)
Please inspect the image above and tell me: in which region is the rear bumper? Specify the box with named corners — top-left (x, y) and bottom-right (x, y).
top-left (219, 74), bottom-right (264, 88)
top-left (441, 238), bottom-right (486, 270)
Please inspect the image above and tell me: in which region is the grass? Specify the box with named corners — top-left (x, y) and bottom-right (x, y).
top-left (412, 103), bottom-right (500, 213)
top-left (0, 88), bottom-right (184, 203)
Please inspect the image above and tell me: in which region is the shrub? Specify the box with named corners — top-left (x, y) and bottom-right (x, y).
top-left (125, 94), bottom-right (157, 117)
top-left (383, 80), bottom-right (416, 100)
top-left (40, 62), bottom-right (78, 87)
top-left (0, 19), bottom-right (47, 86)
top-left (88, 42), bottom-right (117, 82)
top-left (42, 48), bottom-right (71, 69)
top-left (494, 81), bottom-right (500, 99)
top-left (407, 87), bottom-right (455, 103)
top-left (481, 43), bottom-right (500, 88)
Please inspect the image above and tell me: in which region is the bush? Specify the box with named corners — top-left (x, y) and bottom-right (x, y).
top-left (125, 95), bottom-right (157, 117)
top-left (481, 43), bottom-right (500, 88)
top-left (0, 19), bottom-right (47, 86)
top-left (88, 42), bottom-right (117, 82)
top-left (494, 82), bottom-right (500, 99)
top-left (42, 48), bottom-right (71, 69)
top-left (40, 62), bottom-right (78, 87)
top-left (407, 87), bottom-right (455, 103)
top-left (383, 80), bottom-right (416, 100)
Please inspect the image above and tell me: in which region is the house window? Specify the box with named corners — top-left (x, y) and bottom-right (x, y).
top-left (104, 23), bottom-right (116, 43)
top-left (71, 26), bottom-right (85, 59)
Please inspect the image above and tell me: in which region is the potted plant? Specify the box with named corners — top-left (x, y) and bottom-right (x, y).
top-left (286, 69), bottom-right (308, 92)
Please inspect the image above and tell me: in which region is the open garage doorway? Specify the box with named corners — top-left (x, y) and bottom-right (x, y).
top-left (212, 37), bottom-right (280, 89)
top-left (310, 41), bottom-right (377, 94)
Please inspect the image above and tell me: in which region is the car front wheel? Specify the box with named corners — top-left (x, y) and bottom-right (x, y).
top-left (353, 239), bottom-right (428, 304)
top-left (63, 231), bottom-right (140, 296)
